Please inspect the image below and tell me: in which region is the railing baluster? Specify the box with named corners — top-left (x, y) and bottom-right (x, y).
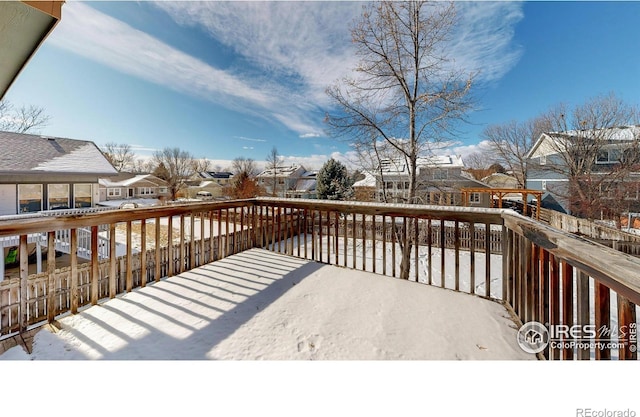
top-left (155, 217), bottom-right (161, 281)
top-left (391, 216), bottom-right (396, 278)
top-left (304, 209), bottom-right (308, 260)
top-left (362, 214), bottom-right (367, 271)
top-left (46, 231), bottom-right (56, 322)
top-left (352, 212), bottom-right (357, 270)
top-left (141, 219), bottom-right (147, 287)
top-left (549, 253), bottom-right (560, 360)
top-left (414, 218), bottom-right (419, 282)
top-left (454, 220), bottom-right (460, 290)
top-left (69, 229), bottom-right (78, 314)
top-left (485, 222), bottom-right (491, 298)
top-left (594, 280), bottom-right (611, 360)
top-left (343, 211), bottom-right (348, 267)
top-left (334, 211), bottom-right (339, 266)
top-left (91, 225), bottom-right (99, 304)
top-left (576, 271), bottom-right (590, 360)
top-left (382, 215), bottom-right (387, 276)
top-left (200, 212), bottom-right (205, 265)
top-left (311, 210), bottom-right (316, 260)
top-left (562, 262), bottom-right (574, 360)
top-left (168, 216), bottom-right (174, 276)
top-left (470, 222), bottom-right (476, 295)
top-left (440, 220), bottom-right (445, 287)
top-left (19, 235), bottom-right (28, 331)
top-left (125, 221), bottom-right (133, 293)
top-left (110, 223), bottom-right (118, 294)
top-left (372, 215), bottom-right (377, 274)
top-left (427, 217), bottom-right (433, 285)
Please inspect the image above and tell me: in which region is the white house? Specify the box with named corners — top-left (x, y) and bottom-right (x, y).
top-left (256, 164), bottom-right (306, 197)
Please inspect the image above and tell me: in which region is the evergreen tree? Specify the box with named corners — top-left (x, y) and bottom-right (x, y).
top-left (317, 158), bottom-right (351, 200)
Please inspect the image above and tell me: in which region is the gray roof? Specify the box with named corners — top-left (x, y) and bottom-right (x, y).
top-left (0, 131), bottom-right (117, 175)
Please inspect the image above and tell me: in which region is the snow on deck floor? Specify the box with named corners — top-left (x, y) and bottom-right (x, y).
top-left (1, 249), bottom-right (535, 360)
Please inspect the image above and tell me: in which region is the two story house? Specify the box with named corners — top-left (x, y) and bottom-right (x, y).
top-left (371, 155), bottom-right (491, 206)
top-left (526, 125), bottom-right (640, 215)
top-left (256, 164), bottom-right (306, 197)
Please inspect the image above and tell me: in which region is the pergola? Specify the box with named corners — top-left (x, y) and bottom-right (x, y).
top-left (461, 188), bottom-right (543, 220)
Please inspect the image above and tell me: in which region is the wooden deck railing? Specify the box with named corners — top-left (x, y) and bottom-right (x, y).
top-left (1, 197), bottom-right (639, 360)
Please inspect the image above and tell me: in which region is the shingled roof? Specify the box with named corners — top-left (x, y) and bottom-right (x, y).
top-left (0, 131), bottom-right (117, 175)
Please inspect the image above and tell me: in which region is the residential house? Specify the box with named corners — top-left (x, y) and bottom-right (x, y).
top-left (352, 171), bottom-right (377, 202)
top-left (182, 171), bottom-right (233, 199)
top-left (98, 173), bottom-right (170, 207)
top-left (372, 155), bottom-right (491, 206)
top-left (285, 171), bottom-right (317, 199)
top-left (525, 125), bottom-right (640, 214)
top-left (0, 131), bottom-right (118, 215)
top-left (256, 164), bottom-right (306, 197)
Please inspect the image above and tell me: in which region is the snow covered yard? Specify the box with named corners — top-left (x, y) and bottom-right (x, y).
top-left (0, 248), bottom-right (534, 360)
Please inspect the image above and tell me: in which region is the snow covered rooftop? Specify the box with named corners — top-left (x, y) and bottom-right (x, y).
top-left (378, 155), bottom-right (464, 175)
top-left (0, 249), bottom-right (534, 360)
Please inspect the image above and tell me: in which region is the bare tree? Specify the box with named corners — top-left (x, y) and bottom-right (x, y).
top-left (0, 100), bottom-right (50, 133)
top-left (227, 157), bottom-right (263, 199)
top-left (265, 147), bottom-right (284, 197)
top-left (152, 147), bottom-right (197, 200)
top-left (232, 157), bottom-right (259, 177)
top-left (482, 117), bottom-right (551, 188)
top-left (325, 1), bottom-right (474, 279)
top-left (534, 93), bottom-right (640, 222)
top-left (101, 142), bottom-right (136, 172)
top-left (130, 158), bottom-right (155, 174)
top-left (192, 157), bottom-right (212, 174)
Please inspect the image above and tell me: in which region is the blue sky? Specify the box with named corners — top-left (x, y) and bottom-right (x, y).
top-left (5, 1), bottom-right (640, 170)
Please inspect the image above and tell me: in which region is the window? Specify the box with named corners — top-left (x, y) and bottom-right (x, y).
top-left (159, 187), bottom-right (168, 194)
top-left (469, 192), bottom-right (481, 204)
top-left (540, 155), bottom-right (546, 165)
top-left (107, 188), bottom-right (121, 197)
top-left (74, 184), bottom-right (92, 208)
top-left (18, 184), bottom-right (42, 213)
top-left (385, 181), bottom-right (394, 189)
top-left (48, 184), bottom-right (69, 210)
top-left (596, 149), bottom-right (623, 164)
top-left (541, 180), bottom-right (547, 191)
top-left (138, 187), bottom-right (154, 195)
top-left (433, 169), bottom-right (448, 180)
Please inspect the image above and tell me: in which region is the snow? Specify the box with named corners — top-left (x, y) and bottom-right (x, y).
top-left (0, 248), bottom-right (530, 360)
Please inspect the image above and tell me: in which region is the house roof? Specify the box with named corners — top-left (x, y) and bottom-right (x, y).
top-left (99, 173), bottom-right (168, 188)
top-left (526, 125), bottom-right (640, 159)
top-left (0, 1), bottom-right (63, 100)
top-left (378, 155), bottom-right (464, 175)
top-left (195, 171), bottom-right (233, 180)
top-left (257, 164), bottom-right (305, 178)
top-left (353, 171), bottom-right (377, 188)
top-left (0, 130), bottom-right (118, 175)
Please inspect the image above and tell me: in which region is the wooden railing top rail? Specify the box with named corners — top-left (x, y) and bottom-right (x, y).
top-left (502, 211), bottom-right (640, 305)
top-left (0, 199), bottom-right (255, 237)
top-left (255, 197), bottom-right (504, 223)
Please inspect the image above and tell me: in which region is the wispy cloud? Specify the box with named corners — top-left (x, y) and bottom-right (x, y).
top-left (450, 2), bottom-right (525, 83)
top-left (235, 136), bottom-right (267, 143)
top-left (49, 2), bottom-right (523, 140)
top-left (47, 2), bottom-right (329, 136)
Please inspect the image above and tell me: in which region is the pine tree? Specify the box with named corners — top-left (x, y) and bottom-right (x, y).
top-left (317, 158), bottom-right (351, 200)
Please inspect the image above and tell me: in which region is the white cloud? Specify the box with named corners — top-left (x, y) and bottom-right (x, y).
top-left (47, 2), bottom-right (327, 136)
top-left (50, 2), bottom-right (524, 145)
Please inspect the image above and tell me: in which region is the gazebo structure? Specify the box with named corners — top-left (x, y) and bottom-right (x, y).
top-left (461, 188), bottom-right (543, 220)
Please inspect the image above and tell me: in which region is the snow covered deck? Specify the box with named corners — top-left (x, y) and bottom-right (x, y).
top-left (4, 249), bottom-right (535, 360)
